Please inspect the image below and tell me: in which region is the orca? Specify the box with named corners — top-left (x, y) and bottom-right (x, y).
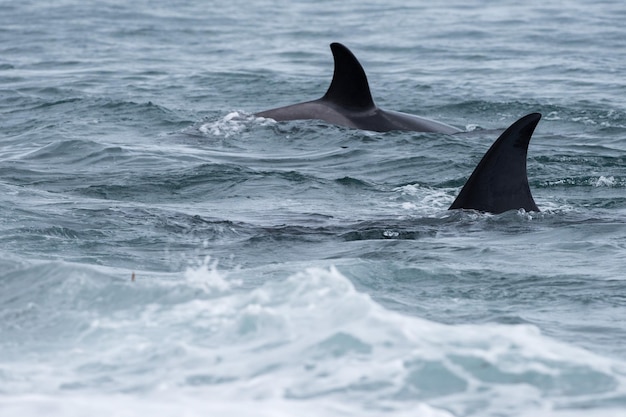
top-left (449, 113), bottom-right (541, 214)
top-left (256, 43), bottom-right (461, 134)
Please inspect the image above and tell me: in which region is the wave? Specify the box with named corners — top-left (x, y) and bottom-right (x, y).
top-left (1, 260), bottom-right (624, 416)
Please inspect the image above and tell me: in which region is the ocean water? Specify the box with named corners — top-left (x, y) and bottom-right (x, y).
top-left (1, 0), bottom-right (626, 416)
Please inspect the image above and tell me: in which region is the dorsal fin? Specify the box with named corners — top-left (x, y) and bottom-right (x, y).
top-left (449, 113), bottom-right (542, 214)
top-left (321, 43), bottom-right (376, 111)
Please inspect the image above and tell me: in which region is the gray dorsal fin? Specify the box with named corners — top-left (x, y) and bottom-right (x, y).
top-left (449, 113), bottom-right (542, 214)
top-left (321, 43), bottom-right (376, 111)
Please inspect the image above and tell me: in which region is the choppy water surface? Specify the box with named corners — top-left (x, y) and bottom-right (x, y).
top-left (1, 1), bottom-right (626, 416)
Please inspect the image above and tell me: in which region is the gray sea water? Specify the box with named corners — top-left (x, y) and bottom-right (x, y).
top-left (1, 0), bottom-right (626, 416)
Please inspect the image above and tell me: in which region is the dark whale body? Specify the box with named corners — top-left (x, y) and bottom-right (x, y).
top-left (256, 43), bottom-right (461, 134)
top-left (256, 43), bottom-right (541, 214)
top-left (449, 113), bottom-right (541, 214)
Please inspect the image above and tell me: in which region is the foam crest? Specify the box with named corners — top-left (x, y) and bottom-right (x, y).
top-left (183, 256), bottom-right (241, 294)
top-left (162, 265), bottom-right (626, 415)
top-left (2, 263), bottom-right (624, 416)
top-left (594, 176), bottom-right (616, 187)
top-left (198, 111), bottom-right (262, 138)
top-left (391, 183), bottom-right (455, 214)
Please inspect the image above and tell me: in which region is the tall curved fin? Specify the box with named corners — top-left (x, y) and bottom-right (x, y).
top-left (322, 43), bottom-right (376, 111)
top-left (449, 113), bottom-right (541, 213)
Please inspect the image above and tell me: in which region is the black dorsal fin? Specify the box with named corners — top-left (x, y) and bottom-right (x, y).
top-left (449, 113), bottom-right (542, 214)
top-left (322, 43), bottom-right (376, 111)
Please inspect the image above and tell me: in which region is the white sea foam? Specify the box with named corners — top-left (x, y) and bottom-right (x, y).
top-left (199, 111), bottom-right (263, 138)
top-left (184, 256), bottom-right (241, 293)
top-left (594, 176), bottom-right (616, 187)
top-left (1, 263), bottom-right (624, 417)
top-left (0, 394), bottom-right (454, 417)
top-left (391, 183), bottom-right (456, 214)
